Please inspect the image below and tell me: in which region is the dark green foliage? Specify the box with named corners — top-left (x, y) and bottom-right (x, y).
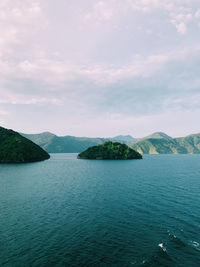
top-left (0, 127), bottom-right (50, 163)
top-left (77, 141), bottom-right (142, 160)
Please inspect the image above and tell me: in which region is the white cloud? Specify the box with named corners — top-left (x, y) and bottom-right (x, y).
top-left (0, 0), bottom-right (43, 54)
top-left (11, 49), bottom-right (194, 87)
top-left (128, 0), bottom-right (172, 12)
top-left (195, 9), bottom-right (200, 18)
top-left (128, 0), bottom-right (194, 34)
top-left (0, 27), bottom-right (18, 47)
top-left (175, 22), bottom-right (187, 34)
top-left (85, 1), bottom-right (113, 21)
top-left (0, 90), bottom-right (62, 105)
top-left (0, 109), bottom-right (8, 115)
top-left (0, 44), bottom-right (199, 115)
top-left (0, 0), bottom-right (200, 136)
top-left (0, 1), bottom-right (41, 22)
top-left (0, 53), bottom-right (170, 89)
top-left (0, 45), bottom-right (198, 93)
top-left (84, 0), bottom-right (196, 34)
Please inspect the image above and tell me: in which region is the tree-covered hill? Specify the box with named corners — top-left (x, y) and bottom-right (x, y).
top-left (0, 127), bottom-right (50, 163)
top-left (77, 141), bottom-right (142, 160)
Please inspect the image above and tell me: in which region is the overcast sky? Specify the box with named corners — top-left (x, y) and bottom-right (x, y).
top-left (0, 0), bottom-right (200, 137)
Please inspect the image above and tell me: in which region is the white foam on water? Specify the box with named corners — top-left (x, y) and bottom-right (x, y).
top-left (158, 243), bottom-right (167, 252)
top-left (192, 241), bottom-right (199, 247)
top-left (130, 261), bottom-right (136, 265)
top-left (168, 231), bottom-right (177, 239)
top-left (189, 240), bottom-right (200, 251)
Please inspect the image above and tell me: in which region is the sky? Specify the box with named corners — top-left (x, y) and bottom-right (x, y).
top-left (1, 0), bottom-right (200, 138)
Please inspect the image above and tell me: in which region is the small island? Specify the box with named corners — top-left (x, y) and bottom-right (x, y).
top-left (77, 141), bottom-right (142, 160)
top-left (0, 126), bottom-right (50, 163)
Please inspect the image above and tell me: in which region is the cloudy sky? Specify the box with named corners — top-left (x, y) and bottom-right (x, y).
top-left (0, 0), bottom-right (200, 137)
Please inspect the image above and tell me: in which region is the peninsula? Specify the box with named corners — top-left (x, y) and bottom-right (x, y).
top-left (0, 126), bottom-right (50, 163)
top-left (77, 141), bottom-right (142, 160)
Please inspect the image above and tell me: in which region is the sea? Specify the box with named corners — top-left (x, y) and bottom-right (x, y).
top-left (0, 154), bottom-right (200, 267)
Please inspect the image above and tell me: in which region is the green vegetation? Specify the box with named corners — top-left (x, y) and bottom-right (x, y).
top-left (77, 141), bottom-right (142, 160)
top-left (139, 132), bottom-right (173, 141)
top-left (131, 133), bottom-right (200, 154)
top-left (22, 132), bottom-right (105, 153)
top-left (0, 126), bottom-right (50, 163)
top-left (22, 130), bottom-right (200, 154)
top-left (132, 139), bottom-right (177, 154)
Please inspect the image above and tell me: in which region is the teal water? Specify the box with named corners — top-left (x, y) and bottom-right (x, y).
top-left (0, 154), bottom-right (200, 266)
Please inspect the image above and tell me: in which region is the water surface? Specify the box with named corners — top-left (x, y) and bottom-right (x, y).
top-left (0, 154), bottom-right (200, 266)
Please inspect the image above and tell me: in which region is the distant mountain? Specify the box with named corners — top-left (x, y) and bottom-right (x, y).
top-left (0, 127), bottom-right (50, 163)
top-left (22, 131), bottom-right (200, 154)
top-left (110, 135), bottom-right (136, 143)
top-left (131, 133), bottom-right (200, 154)
top-left (139, 132), bottom-right (173, 141)
top-left (22, 132), bottom-right (106, 153)
top-left (21, 132), bottom-right (56, 151)
top-left (22, 132), bottom-right (138, 153)
top-left (175, 133), bottom-right (200, 153)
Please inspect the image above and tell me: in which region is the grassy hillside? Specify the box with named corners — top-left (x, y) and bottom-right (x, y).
top-left (131, 134), bottom-right (200, 154)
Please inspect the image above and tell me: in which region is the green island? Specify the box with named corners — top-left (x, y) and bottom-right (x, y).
top-left (77, 141), bottom-right (142, 160)
top-left (0, 126), bottom-right (50, 163)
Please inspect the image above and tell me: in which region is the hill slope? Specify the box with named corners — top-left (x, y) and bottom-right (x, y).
top-left (131, 133), bottom-right (200, 154)
top-left (22, 131), bottom-right (200, 154)
top-left (109, 135), bottom-right (136, 144)
top-left (140, 132), bottom-right (173, 141)
top-left (78, 141), bottom-right (142, 159)
top-left (0, 127), bottom-right (50, 163)
top-left (22, 132), bottom-right (106, 153)
top-left (22, 132), bottom-right (137, 153)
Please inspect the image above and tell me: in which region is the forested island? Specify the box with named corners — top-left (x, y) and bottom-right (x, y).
top-left (0, 126), bottom-right (50, 163)
top-left (77, 141), bottom-right (142, 160)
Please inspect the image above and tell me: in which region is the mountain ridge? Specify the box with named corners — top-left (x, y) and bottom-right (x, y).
top-left (139, 132), bottom-right (173, 141)
top-left (21, 131), bottom-right (200, 154)
top-left (131, 133), bottom-right (200, 154)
